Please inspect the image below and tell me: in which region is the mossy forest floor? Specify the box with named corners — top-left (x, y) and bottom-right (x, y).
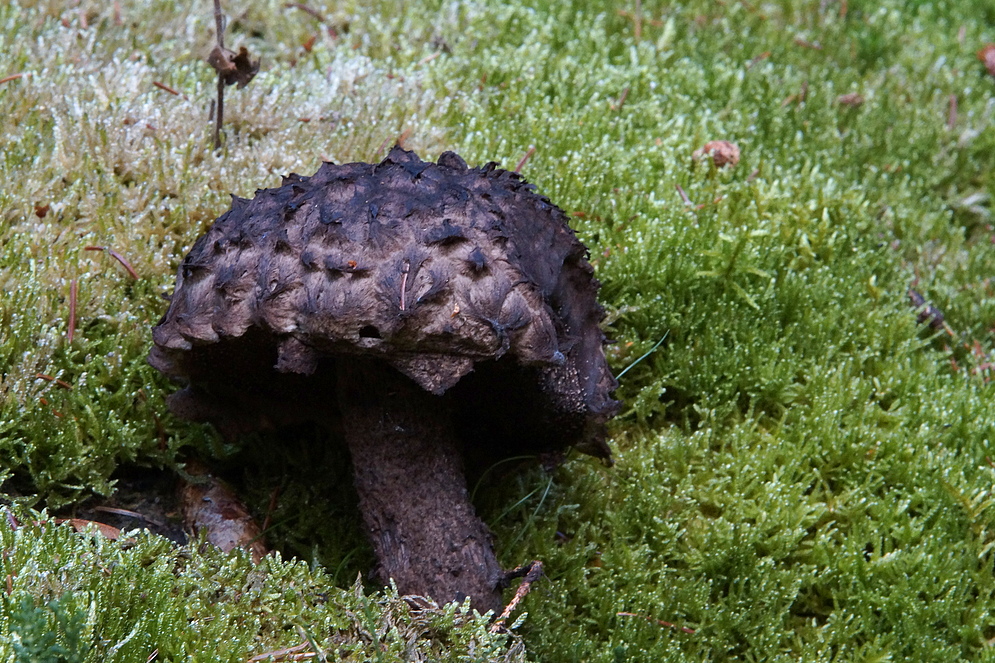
top-left (2, 0), bottom-right (995, 660)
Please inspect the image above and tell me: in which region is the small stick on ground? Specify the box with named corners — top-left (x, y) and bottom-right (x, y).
top-left (248, 642), bottom-right (313, 662)
top-left (617, 0), bottom-right (643, 41)
top-left (617, 611), bottom-right (696, 634)
top-left (610, 87), bottom-right (629, 112)
top-left (152, 81), bottom-right (187, 100)
top-left (514, 145), bottom-right (536, 173)
top-left (213, 0), bottom-right (225, 151)
top-left (92, 505), bottom-right (160, 525)
top-left (416, 51), bottom-right (440, 66)
top-left (675, 184), bottom-right (693, 206)
top-left (0, 73), bottom-right (28, 86)
top-left (84, 245), bottom-right (139, 279)
top-left (5, 510), bottom-right (21, 530)
top-left (67, 279), bottom-right (78, 344)
top-left (261, 484), bottom-right (282, 534)
top-left (490, 560), bottom-right (543, 632)
top-left (375, 135), bottom-right (393, 155)
top-left (284, 2), bottom-right (326, 23)
top-left (35, 373), bottom-right (72, 389)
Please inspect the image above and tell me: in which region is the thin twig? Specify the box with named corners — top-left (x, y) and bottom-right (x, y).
top-left (610, 87), bottom-right (630, 111)
top-left (0, 73), bottom-right (28, 86)
top-left (793, 37), bottom-right (822, 50)
top-left (947, 94), bottom-right (958, 130)
top-left (152, 81), bottom-right (182, 97)
top-left (214, 0), bottom-right (225, 52)
top-left (490, 561), bottom-right (543, 632)
top-left (746, 51), bottom-right (771, 69)
top-left (35, 374), bottom-right (72, 389)
top-left (284, 2), bottom-right (326, 23)
top-left (617, 611), bottom-right (695, 634)
top-left (93, 506), bottom-right (149, 521)
top-left (514, 145), bottom-right (536, 173)
top-left (675, 184), bottom-right (693, 206)
top-left (248, 642), bottom-right (312, 662)
top-left (213, 0), bottom-right (225, 151)
top-left (375, 135), bottom-right (392, 155)
top-left (416, 51), bottom-right (440, 66)
top-left (261, 484), bottom-right (282, 534)
top-left (396, 127), bottom-right (412, 149)
top-left (67, 279), bottom-right (78, 344)
top-left (5, 510), bottom-right (21, 530)
top-left (84, 245), bottom-right (139, 279)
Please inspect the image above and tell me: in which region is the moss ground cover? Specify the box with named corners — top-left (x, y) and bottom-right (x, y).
top-left (2, 0), bottom-right (995, 660)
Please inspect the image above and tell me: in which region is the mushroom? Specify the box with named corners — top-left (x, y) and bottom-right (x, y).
top-left (149, 146), bottom-right (619, 612)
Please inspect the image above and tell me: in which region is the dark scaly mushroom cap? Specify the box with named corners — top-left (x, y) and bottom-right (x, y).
top-left (149, 146), bottom-right (618, 459)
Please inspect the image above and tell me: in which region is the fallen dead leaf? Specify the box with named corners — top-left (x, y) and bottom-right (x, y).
top-left (207, 45), bottom-right (260, 89)
top-left (693, 140), bottom-right (740, 168)
top-left (57, 518), bottom-right (122, 540)
top-left (180, 460), bottom-right (268, 563)
top-left (837, 92), bottom-right (864, 107)
top-left (979, 44), bottom-right (995, 77)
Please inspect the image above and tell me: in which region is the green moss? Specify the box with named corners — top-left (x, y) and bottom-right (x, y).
top-left (2, 0), bottom-right (995, 659)
top-left (0, 513), bottom-right (521, 661)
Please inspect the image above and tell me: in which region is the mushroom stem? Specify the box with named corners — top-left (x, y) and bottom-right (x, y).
top-left (336, 358), bottom-right (504, 613)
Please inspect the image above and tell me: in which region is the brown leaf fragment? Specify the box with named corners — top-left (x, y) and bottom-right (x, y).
top-left (747, 51), bottom-right (771, 69)
top-left (617, 611), bottom-right (696, 634)
top-left (207, 45), bottom-right (259, 89)
top-left (57, 518), bottom-right (122, 540)
top-left (978, 44), bottom-right (995, 78)
top-left (693, 140), bottom-right (740, 168)
top-left (34, 203), bottom-right (50, 218)
top-left (836, 92), bottom-right (864, 107)
top-left (180, 461), bottom-right (268, 563)
top-left (793, 37), bottom-right (822, 50)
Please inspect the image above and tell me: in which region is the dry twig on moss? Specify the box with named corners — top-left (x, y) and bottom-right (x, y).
top-left (207, 0), bottom-right (259, 150)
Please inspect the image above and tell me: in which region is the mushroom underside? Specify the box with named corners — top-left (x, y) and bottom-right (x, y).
top-left (155, 330), bottom-right (594, 611)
